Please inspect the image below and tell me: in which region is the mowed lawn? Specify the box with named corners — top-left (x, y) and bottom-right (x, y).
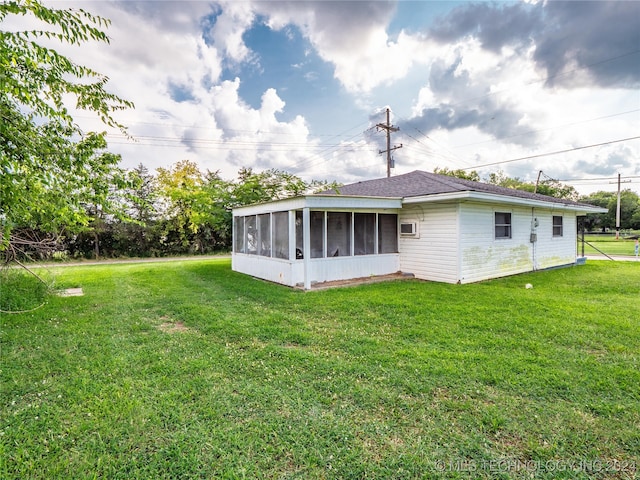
top-left (2, 259), bottom-right (639, 479)
top-left (578, 235), bottom-right (639, 257)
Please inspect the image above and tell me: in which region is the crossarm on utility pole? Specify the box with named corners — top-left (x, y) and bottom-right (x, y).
top-left (376, 108), bottom-right (402, 178)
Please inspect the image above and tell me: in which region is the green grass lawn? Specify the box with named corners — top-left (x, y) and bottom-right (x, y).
top-left (579, 235), bottom-right (639, 256)
top-left (2, 259), bottom-right (639, 479)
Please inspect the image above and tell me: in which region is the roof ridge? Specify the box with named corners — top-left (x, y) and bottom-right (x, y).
top-left (414, 170), bottom-right (468, 191)
top-left (319, 170), bottom-right (595, 208)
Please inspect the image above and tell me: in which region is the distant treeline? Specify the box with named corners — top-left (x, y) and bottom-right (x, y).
top-left (15, 161), bottom-right (334, 260)
top-left (16, 163), bottom-right (640, 260)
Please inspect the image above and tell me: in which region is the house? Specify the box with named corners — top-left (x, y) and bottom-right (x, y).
top-left (232, 170), bottom-right (607, 289)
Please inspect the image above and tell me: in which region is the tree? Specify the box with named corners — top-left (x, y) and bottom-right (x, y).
top-left (579, 190), bottom-right (639, 231)
top-left (155, 160), bottom-right (210, 251)
top-left (486, 170), bottom-right (577, 200)
top-left (228, 167), bottom-right (310, 207)
top-left (127, 164), bottom-right (158, 224)
top-left (112, 164), bottom-right (159, 257)
top-left (579, 191), bottom-right (613, 231)
top-left (617, 190), bottom-right (640, 230)
top-left (434, 167), bottom-right (480, 182)
top-left (201, 170), bottom-right (235, 247)
top-left (631, 208), bottom-right (640, 230)
top-left (1, 0), bottom-right (133, 261)
top-left (152, 164), bottom-right (335, 254)
top-left (434, 168), bottom-right (578, 200)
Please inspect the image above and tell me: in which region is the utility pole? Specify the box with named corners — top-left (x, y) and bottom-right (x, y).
top-left (376, 108), bottom-right (402, 178)
top-left (610, 173), bottom-right (631, 239)
top-left (534, 170), bottom-right (543, 193)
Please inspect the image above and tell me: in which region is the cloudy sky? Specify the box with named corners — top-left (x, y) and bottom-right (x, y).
top-left (9, 0), bottom-right (640, 194)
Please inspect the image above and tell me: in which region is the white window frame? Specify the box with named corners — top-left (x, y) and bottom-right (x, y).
top-left (399, 221), bottom-right (418, 237)
top-left (552, 215), bottom-right (563, 237)
top-left (494, 211), bottom-right (512, 239)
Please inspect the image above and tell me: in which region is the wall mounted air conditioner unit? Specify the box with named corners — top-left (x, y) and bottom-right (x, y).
top-left (400, 221), bottom-right (418, 237)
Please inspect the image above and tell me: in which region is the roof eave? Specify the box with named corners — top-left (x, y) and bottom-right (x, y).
top-left (233, 194), bottom-right (402, 215)
top-left (402, 191), bottom-right (608, 213)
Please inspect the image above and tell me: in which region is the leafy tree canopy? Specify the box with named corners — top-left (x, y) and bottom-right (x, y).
top-left (433, 167), bottom-right (480, 182)
top-left (485, 171), bottom-right (578, 200)
top-left (1, 0), bottom-right (133, 258)
top-left (434, 168), bottom-right (577, 200)
top-left (580, 189), bottom-right (640, 231)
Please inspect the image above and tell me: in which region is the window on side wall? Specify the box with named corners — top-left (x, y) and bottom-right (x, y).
top-left (327, 212), bottom-right (351, 257)
top-left (495, 212), bottom-right (512, 239)
top-left (234, 216), bottom-right (245, 253)
top-left (378, 214), bottom-right (398, 253)
top-left (552, 215), bottom-right (563, 237)
top-left (354, 213), bottom-right (376, 255)
top-left (273, 211), bottom-right (289, 259)
top-left (295, 210), bottom-right (303, 259)
top-left (258, 213), bottom-right (271, 256)
top-left (310, 211), bottom-right (325, 258)
top-left (245, 215), bottom-right (257, 254)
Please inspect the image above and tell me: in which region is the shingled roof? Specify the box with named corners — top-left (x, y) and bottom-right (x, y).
top-left (319, 170), bottom-right (592, 207)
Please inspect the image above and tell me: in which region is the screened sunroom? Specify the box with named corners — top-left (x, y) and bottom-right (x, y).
top-left (232, 195), bottom-right (402, 289)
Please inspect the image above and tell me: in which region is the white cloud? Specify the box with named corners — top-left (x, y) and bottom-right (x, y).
top-left (208, 1), bottom-right (255, 64)
top-left (6, 1), bottom-right (638, 195)
top-left (252, 1), bottom-right (429, 93)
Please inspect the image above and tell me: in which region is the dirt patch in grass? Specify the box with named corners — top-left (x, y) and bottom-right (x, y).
top-left (58, 288), bottom-right (84, 297)
top-left (157, 319), bottom-right (191, 334)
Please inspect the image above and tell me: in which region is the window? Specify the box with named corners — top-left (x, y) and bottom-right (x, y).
top-left (553, 215), bottom-right (563, 237)
top-left (295, 210), bottom-right (304, 259)
top-left (236, 211), bottom-right (399, 258)
top-left (310, 211), bottom-right (325, 258)
top-left (378, 214), bottom-right (398, 253)
top-left (273, 212), bottom-right (289, 259)
top-left (327, 212), bottom-right (351, 257)
top-left (234, 216), bottom-right (245, 253)
top-left (245, 215), bottom-right (257, 254)
top-left (495, 212), bottom-right (512, 239)
top-left (258, 214), bottom-right (271, 256)
top-left (354, 213), bottom-right (376, 255)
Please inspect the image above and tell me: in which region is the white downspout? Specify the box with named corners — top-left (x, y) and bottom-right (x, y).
top-left (530, 208), bottom-right (538, 271)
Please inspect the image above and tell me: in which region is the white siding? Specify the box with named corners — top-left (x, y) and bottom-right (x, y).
top-left (232, 254), bottom-right (298, 287)
top-left (535, 212), bottom-right (577, 270)
top-left (460, 203), bottom-right (531, 283)
top-left (398, 203), bottom-right (459, 283)
top-left (307, 254), bottom-right (400, 285)
top-left (459, 203), bottom-right (578, 283)
top-left (232, 253), bottom-right (399, 287)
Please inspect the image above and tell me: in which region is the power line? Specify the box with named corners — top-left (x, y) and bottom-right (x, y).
top-left (451, 109), bottom-right (640, 149)
top-left (106, 136), bottom-right (347, 150)
top-left (79, 115), bottom-right (361, 138)
top-left (558, 175), bottom-right (640, 182)
top-left (290, 109), bottom-right (395, 172)
top-left (461, 136), bottom-right (640, 170)
top-left (290, 125), bottom-right (375, 172)
top-left (392, 113), bottom-right (473, 169)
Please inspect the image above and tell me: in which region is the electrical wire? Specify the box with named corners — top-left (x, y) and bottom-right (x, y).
top-left (461, 136), bottom-right (640, 170)
top-left (451, 109), bottom-right (640, 149)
